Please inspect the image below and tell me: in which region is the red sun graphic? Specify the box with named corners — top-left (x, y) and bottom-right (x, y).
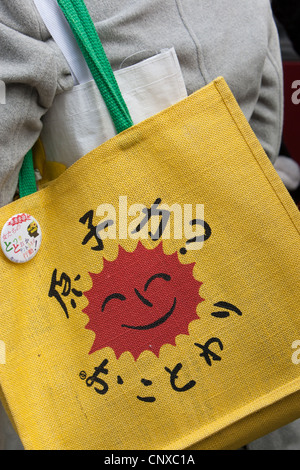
top-left (83, 243), bottom-right (204, 360)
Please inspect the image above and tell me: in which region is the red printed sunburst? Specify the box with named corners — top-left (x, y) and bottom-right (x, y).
top-left (83, 243), bottom-right (204, 360)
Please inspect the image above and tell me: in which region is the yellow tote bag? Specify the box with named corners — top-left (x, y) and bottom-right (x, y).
top-left (0, 0), bottom-right (300, 450)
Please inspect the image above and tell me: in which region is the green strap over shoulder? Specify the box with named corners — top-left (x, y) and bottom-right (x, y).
top-left (57, 0), bottom-right (133, 133)
top-left (18, 149), bottom-right (37, 198)
top-left (19, 0), bottom-right (133, 198)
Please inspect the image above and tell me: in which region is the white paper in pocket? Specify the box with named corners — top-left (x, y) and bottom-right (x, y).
top-left (41, 48), bottom-right (188, 167)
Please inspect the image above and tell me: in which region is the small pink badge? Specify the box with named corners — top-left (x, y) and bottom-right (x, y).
top-left (1, 213), bottom-right (42, 263)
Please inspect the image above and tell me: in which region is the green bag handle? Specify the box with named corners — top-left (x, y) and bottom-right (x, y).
top-left (18, 149), bottom-right (38, 198)
top-left (57, 0), bottom-right (133, 133)
top-left (18, 0), bottom-right (133, 198)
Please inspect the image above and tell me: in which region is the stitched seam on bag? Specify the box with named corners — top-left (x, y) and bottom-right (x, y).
top-left (164, 376), bottom-right (300, 450)
top-left (213, 79), bottom-right (300, 236)
top-left (116, 49), bottom-right (173, 77)
top-left (121, 71), bottom-right (184, 97)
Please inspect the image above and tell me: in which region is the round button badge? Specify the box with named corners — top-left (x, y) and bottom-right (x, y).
top-left (1, 213), bottom-right (42, 263)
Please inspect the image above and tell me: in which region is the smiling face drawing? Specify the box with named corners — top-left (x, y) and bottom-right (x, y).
top-left (83, 243), bottom-right (203, 360)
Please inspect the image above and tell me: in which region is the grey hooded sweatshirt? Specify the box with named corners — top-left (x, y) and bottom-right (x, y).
top-left (0, 0), bottom-right (283, 208)
top-left (0, 0), bottom-right (283, 206)
top-left (1, 0), bottom-right (299, 453)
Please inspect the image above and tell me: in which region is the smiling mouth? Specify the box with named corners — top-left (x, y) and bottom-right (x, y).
top-left (121, 297), bottom-right (177, 330)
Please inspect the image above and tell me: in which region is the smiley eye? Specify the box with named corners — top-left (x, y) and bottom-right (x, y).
top-left (144, 273), bottom-right (171, 292)
top-left (101, 293), bottom-right (126, 312)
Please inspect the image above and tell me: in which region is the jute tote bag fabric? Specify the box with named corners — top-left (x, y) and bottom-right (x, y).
top-left (0, 0), bottom-right (299, 450)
